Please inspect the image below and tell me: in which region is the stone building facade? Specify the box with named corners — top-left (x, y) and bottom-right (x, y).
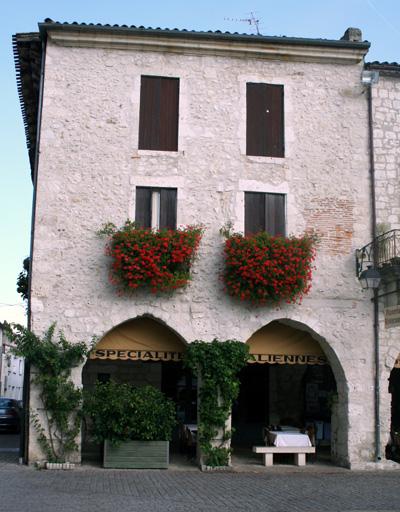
top-left (13, 20), bottom-right (400, 468)
top-left (363, 62), bottom-right (400, 462)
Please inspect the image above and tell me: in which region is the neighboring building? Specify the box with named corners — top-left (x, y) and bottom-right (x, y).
top-left (12, 19), bottom-right (400, 468)
top-left (0, 323), bottom-right (24, 400)
top-left (358, 62), bottom-right (400, 461)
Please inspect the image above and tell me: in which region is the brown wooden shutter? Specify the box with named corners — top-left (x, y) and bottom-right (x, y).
top-left (246, 83), bottom-right (284, 157)
top-left (245, 192), bottom-right (266, 236)
top-left (138, 76), bottom-right (179, 151)
top-left (265, 193), bottom-right (286, 236)
top-left (135, 187), bottom-right (152, 228)
top-left (159, 188), bottom-right (177, 230)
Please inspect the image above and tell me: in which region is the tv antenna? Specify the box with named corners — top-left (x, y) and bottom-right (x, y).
top-left (224, 12), bottom-right (261, 35)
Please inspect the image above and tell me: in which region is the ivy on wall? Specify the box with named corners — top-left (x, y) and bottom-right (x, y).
top-left (6, 323), bottom-right (90, 463)
top-left (184, 339), bottom-right (251, 467)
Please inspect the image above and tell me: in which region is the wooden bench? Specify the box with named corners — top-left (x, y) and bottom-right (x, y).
top-left (252, 446), bottom-right (316, 466)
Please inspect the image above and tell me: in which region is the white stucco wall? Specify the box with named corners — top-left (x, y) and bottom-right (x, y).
top-left (28, 32), bottom-right (390, 467)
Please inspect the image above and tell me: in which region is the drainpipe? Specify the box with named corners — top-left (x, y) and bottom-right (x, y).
top-left (363, 69), bottom-right (381, 462)
top-left (22, 35), bottom-right (47, 465)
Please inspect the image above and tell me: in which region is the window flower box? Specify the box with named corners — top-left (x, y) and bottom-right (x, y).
top-left (99, 221), bottom-right (203, 294)
top-left (222, 231), bottom-right (316, 305)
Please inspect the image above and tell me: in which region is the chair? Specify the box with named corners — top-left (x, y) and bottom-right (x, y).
top-left (305, 424), bottom-right (316, 463)
top-left (185, 427), bottom-right (197, 459)
top-left (179, 423), bottom-right (189, 454)
top-left (263, 426), bottom-right (273, 446)
top-left (305, 424), bottom-right (316, 446)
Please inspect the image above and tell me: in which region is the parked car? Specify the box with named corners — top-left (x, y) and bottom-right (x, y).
top-left (0, 398), bottom-right (21, 433)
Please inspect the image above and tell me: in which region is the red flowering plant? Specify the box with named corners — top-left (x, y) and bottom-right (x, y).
top-left (98, 221), bottom-right (203, 294)
top-left (221, 226), bottom-right (316, 305)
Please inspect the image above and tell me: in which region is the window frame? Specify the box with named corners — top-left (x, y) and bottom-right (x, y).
top-left (138, 75), bottom-right (180, 152)
top-left (135, 186), bottom-right (178, 230)
top-left (246, 82), bottom-right (285, 158)
top-left (244, 191), bottom-right (286, 237)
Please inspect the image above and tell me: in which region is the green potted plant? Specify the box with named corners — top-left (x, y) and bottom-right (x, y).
top-left (83, 381), bottom-right (176, 469)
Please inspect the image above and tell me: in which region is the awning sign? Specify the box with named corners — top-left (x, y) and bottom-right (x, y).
top-left (247, 321), bottom-right (327, 365)
top-left (91, 317), bottom-right (186, 362)
top-left (249, 353), bottom-right (328, 365)
top-left (89, 349), bottom-right (183, 362)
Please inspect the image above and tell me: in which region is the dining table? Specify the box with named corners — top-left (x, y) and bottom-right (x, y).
top-left (266, 430), bottom-right (312, 447)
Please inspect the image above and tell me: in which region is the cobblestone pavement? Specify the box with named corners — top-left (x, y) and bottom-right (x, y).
top-left (1, 451), bottom-right (400, 512)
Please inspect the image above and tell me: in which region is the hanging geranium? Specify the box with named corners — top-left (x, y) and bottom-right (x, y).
top-left (98, 221), bottom-right (203, 294)
top-left (221, 229), bottom-right (316, 305)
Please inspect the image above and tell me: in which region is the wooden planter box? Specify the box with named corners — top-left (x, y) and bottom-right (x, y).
top-left (103, 440), bottom-right (169, 469)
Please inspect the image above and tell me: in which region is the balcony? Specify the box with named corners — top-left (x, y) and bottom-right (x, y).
top-left (356, 229), bottom-right (400, 281)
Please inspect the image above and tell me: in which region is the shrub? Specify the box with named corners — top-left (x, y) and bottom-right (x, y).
top-left (83, 382), bottom-right (176, 445)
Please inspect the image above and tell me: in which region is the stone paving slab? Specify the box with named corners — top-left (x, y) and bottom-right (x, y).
top-left (0, 454), bottom-right (399, 512)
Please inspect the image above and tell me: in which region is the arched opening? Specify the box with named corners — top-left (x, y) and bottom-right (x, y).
top-left (81, 316), bottom-right (197, 464)
top-left (232, 320), bottom-right (341, 465)
top-left (387, 355), bottom-right (400, 463)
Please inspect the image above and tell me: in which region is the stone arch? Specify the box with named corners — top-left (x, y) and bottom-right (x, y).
top-left (273, 318), bottom-right (347, 393)
top-left (95, 313), bottom-right (188, 349)
top-left (80, 315), bottom-right (194, 464)
top-left (84, 314), bottom-right (188, 369)
top-left (237, 318), bottom-right (348, 466)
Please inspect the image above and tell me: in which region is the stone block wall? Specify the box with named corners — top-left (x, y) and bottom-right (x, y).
top-left (27, 31), bottom-right (388, 466)
top-left (372, 75), bottom-right (400, 230)
top-left (370, 71), bottom-right (400, 464)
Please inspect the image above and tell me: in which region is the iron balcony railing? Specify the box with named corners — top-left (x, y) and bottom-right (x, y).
top-left (356, 229), bottom-right (400, 278)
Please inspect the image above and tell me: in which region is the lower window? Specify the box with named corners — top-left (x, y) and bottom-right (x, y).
top-left (135, 187), bottom-right (177, 230)
top-left (245, 192), bottom-right (286, 236)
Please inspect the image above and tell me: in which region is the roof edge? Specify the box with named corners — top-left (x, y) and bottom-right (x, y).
top-left (37, 19), bottom-right (371, 51)
top-left (366, 61), bottom-right (400, 77)
top-left (13, 32), bottom-right (42, 180)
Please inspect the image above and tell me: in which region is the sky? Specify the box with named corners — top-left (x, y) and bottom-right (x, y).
top-left (0, 0), bottom-right (399, 325)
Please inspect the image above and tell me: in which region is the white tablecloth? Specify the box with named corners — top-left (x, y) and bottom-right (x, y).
top-left (268, 431), bottom-right (312, 447)
top-left (184, 424), bottom-right (197, 434)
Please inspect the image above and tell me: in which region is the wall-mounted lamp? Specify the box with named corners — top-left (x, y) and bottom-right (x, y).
top-left (361, 70), bottom-right (379, 86)
top-left (359, 265), bottom-right (381, 290)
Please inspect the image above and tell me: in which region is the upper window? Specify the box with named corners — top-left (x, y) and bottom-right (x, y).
top-left (138, 76), bottom-right (180, 151)
top-left (245, 192), bottom-right (286, 236)
top-left (135, 187), bottom-right (177, 230)
top-left (246, 83), bottom-right (284, 158)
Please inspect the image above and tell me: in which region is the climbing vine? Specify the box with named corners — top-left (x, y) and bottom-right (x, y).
top-left (184, 339), bottom-right (251, 467)
top-left (6, 323), bottom-right (91, 463)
